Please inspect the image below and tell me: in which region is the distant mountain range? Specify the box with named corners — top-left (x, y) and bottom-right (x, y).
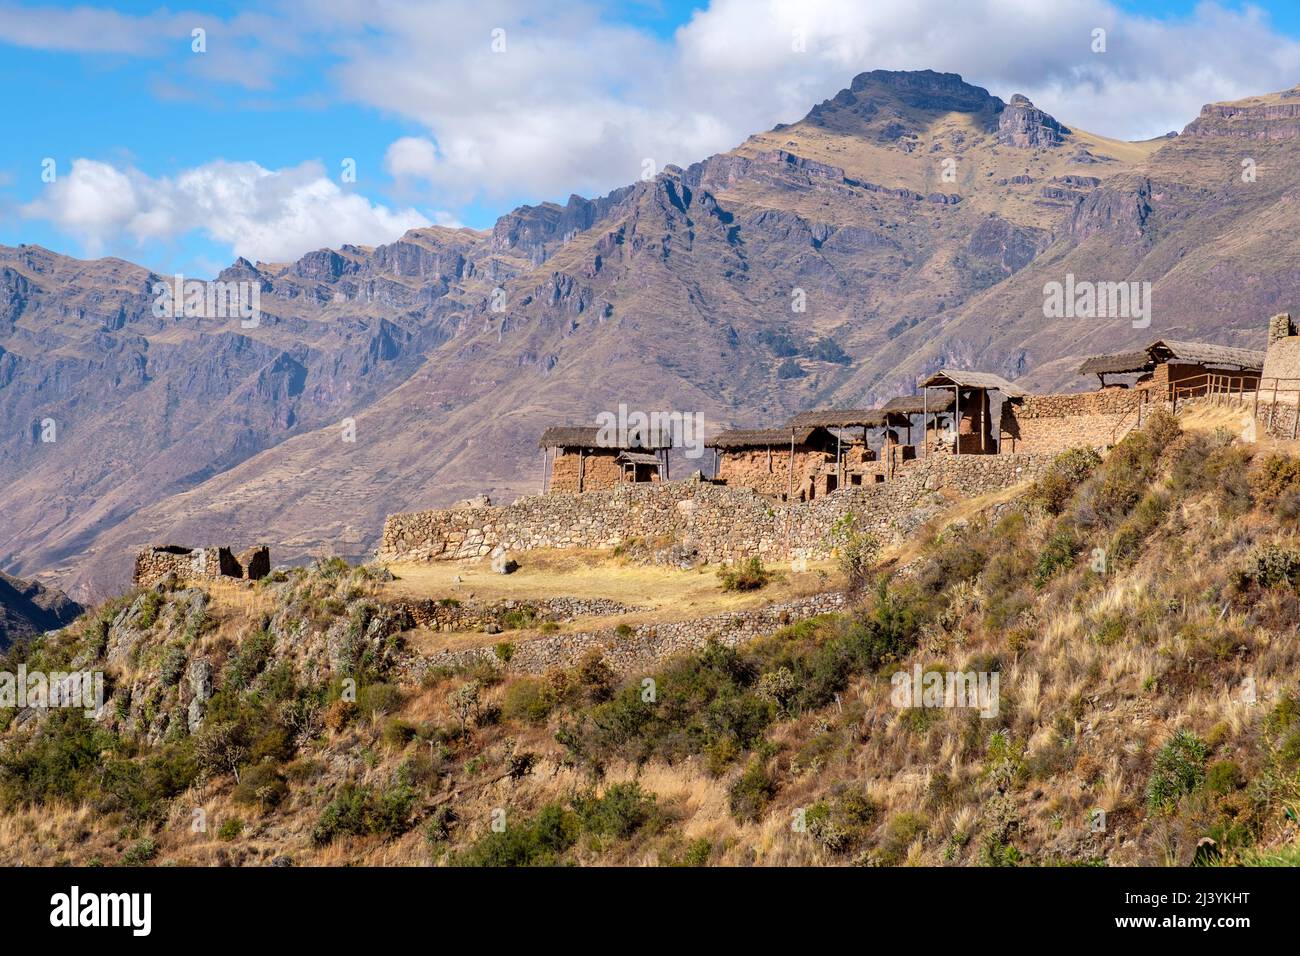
top-left (4, 69), bottom-right (1300, 600)
top-left (0, 570), bottom-right (82, 647)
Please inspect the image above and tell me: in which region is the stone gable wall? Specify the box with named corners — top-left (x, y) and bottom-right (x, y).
top-left (548, 448), bottom-right (622, 494)
top-left (716, 445), bottom-right (830, 499)
top-left (377, 454), bottom-right (1049, 566)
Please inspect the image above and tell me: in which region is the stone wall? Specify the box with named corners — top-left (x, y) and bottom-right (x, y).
top-left (388, 595), bottom-right (641, 632)
top-left (549, 448), bottom-right (622, 494)
top-left (1263, 312), bottom-right (1300, 386)
top-left (1001, 389), bottom-right (1142, 455)
top-left (131, 544), bottom-right (270, 587)
top-left (401, 591), bottom-right (847, 677)
top-left (716, 445), bottom-right (830, 499)
top-left (377, 453), bottom-right (1049, 566)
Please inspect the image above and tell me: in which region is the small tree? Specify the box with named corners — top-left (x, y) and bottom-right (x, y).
top-left (828, 512), bottom-right (880, 594)
top-left (447, 681), bottom-right (481, 739)
top-left (194, 721), bottom-right (248, 784)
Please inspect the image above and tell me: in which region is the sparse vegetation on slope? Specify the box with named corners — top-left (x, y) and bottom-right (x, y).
top-left (3, 412), bottom-right (1300, 866)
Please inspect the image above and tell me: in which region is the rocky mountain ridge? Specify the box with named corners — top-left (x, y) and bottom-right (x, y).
top-left (3, 70), bottom-right (1299, 598)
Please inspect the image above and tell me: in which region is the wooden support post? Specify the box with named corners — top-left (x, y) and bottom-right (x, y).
top-left (979, 389), bottom-right (987, 453)
top-left (922, 388), bottom-right (928, 457)
top-left (1292, 388), bottom-right (1299, 441)
top-left (578, 447), bottom-right (585, 493)
top-left (787, 430), bottom-right (796, 501)
top-left (954, 386), bottom-right (961, 455)
top-left (541, 447), bottom-right (548, 494)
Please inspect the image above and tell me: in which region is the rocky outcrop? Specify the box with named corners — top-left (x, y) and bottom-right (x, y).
top-left (1183, 92), bottom-right (1300, 141)
top-left (997, 94), bottom-right (1069, 148)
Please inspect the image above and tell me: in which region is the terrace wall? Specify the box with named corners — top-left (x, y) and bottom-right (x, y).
top-left (377, 453), bottom-right (1049, 566)
top-left (401, 591), bottom-right (849, 676)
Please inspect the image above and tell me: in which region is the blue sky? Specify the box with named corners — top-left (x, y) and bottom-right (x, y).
top-left (1, 0), bottom-right (1298, 277)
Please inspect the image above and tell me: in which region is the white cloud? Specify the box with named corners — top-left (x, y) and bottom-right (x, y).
top-left (24, 158), bottom-right (431, 264)
top-left (337, 0), bottom-right (1300, 206)
top-left (11, 0), bottom-right (1300, 254)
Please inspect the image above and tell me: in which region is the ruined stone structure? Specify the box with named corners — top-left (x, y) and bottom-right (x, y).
top-left (1001, 388), bottom-right (1146, 455)
top-left (1256, 313), bottom-right (1300, 438)
top-left (539, 425), bottom-right (669, 494)
top-left (919, 369), bottom-right (1027, 454)
top-left (377, 454), bottom-right (1048, 566)
top-left (706, 426), bottom-right (840, 500)
top-left (132, 544), bottom-right (270, 587)
top-left (1079, 339), bottom-right (1265, 400)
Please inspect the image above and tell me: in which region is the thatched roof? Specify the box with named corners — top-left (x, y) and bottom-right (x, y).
top-left (1077, 340), bottom-right (1266, 377)
top-left (787, 408), bottom-right (885, 428)
top-left (1149, 340), bottom-right (1266, 371)
top-left (918, 369), bottom-right (1028, 397)
top-left (616, 451), bottom-right (661, 466)
top-left (538, 425), bottom-right (671, 450)
top-left (1077, 350), bottom-right (1153, 376)
top-left (881, 393), bottom-right (955, 415)
top-left (706, 426), bottom-right (828, 449)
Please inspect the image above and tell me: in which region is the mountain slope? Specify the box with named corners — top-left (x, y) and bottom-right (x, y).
top-left (0, 570), bottom-right (82, 647)
top-left (3, 71), bottom-right (1299, 598)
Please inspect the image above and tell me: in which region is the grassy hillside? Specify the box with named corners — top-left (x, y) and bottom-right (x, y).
top-left (3, 409), bottom-right (1300, 866)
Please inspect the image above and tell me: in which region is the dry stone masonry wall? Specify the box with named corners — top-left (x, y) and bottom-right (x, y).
top-left (388, 595), bottom-right (642, 632)
top-left (132, 544), bottom-right (270, 587)
top-left (402, 591), bottom-right (847, 677)
top-left (1001, 390), bottom-right (1142, 455)
top-left (378, 454), bottom-right (1048, 566)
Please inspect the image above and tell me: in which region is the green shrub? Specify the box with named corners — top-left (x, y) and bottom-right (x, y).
top-left (1205, 760), bottom-right (1244, 795)
top-left (718, 557), bottom-right (772, 592)
top-left (1146, 730), bottom-right (1208, 812)
top-left (222, 629), bottom-right (273, 691)
top-left (454, 803), bottom-right (580, 867)
top-left (1033, 529), bottom-right (1079, 588)
top-left (880, 812), bottom-right (928, 863)
top-left (137, 591), bottom-right (163, 629)
top-left (1250, 454), bottom-right (1300, 499)
top-left (1029, 447), bottom-right (1102, 515)
top-left (122, 837), bottom-right (159, 865)
top-left (574, 782), bottom-right (660, 838)
top-left (217, 817), bottom-right (244, 841)
top-left (1240, 544), bottom-right (1300, 589)
top-left (728, 758), bottom-right (776, 823)
top-left (159, 645), bottom-right (188, 687)
top-left (502, 678), bottom-right (554, 725)
top-left (231, 761), bottom-right (288, 810)
top-left (500, 608), bottom-right (536, 630)
top-left (311, 780), bottom-right (417, 845)
top-left (828, 512), bottom-right (880, 592)
top-left (357, 682), bottom-right (403, 719)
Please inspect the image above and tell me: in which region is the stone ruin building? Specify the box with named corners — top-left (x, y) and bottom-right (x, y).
top-left (132, 544), bottom-right (270, 587)
top-left (705, 425), bottom-right (839, 501)
top-left (525, 315), bottom-right (1287, 508)
top-left (539, 425), bottom-right (670, 494)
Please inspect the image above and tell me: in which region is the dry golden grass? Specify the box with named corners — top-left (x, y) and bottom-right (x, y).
top-left (382, 549), bottom-right (846, 653)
